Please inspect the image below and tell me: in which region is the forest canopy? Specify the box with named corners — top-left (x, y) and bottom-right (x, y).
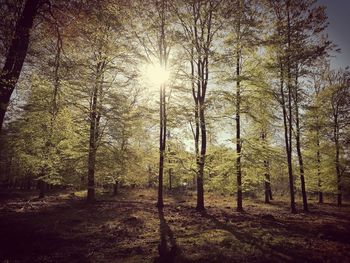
top-left (0, 0), bottom-right (349, 213)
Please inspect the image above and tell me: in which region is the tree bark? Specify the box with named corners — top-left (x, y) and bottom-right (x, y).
top-left (236, 48), bottom-right (243, 212)
top-left (156, 0), bottom-right (168, 208)
top-left (334, 116), bottom-right (342, 206)
top-left (286, 1), bottom-right (297, 213)
top-left (148, 165), bottom-right (152, 188)
top-left (280, 62), bottom-right (296, 213)
top-left (87, 79), bottom-right (99, 203)
top-left (38, 180), bottom-right (46, 199)
top-left (0, 0), bottom-right (40, 131)
top-left (294, 72), bottom-right (308, 212)
top-left (316, 122), bottom-right (323, 203)
top-left (234, 0), bottom-right (244, 212)
top-left (113, 181), bottom-right (118, 196)
top-left (157, 83), bottom-right (165, 208)
top-left (264, 160), bottom-right (273, 203)
top-left (196, 99), bottom-right (206, 211)
top-left (167, 131), bottom-right (172, 191)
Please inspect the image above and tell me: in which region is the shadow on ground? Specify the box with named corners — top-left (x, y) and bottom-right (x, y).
top-left (0, 189), bottom-right (349, 262)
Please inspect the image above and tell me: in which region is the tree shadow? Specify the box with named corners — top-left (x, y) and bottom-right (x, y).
top-left (200, 210), bottom-right (312, 263)
top-left (155, 207), bottom-right (184, 263)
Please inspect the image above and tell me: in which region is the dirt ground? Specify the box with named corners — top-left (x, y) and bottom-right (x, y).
top-left (0, 189), bottom-right (350, 263)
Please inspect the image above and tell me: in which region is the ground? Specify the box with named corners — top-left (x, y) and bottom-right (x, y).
top-left (0, 189), bottom-right (350, 263)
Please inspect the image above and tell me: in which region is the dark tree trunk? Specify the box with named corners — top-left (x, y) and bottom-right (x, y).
top-left (334, 117), bottom-right (342, 207)
top-left (187, 1), bottom-right (215, 212)
top-left (167, 131), bottom-right (172, 191)
top-left (0, 0), bottom-right (40, 131)
top-left (38, 180), bottom-right (46, 199)
top-left (196, 100), bottom-right (206, 211)
top-left (157, 83), bottom-right (166, 208)
top-left (156, 0), bottom-right (168, 208)
top-left (280, 63), bottom-right (296, 214)
top-left (236, 49), bottom-right (243, 212)
top-left (264, 160), bottom-right (272, 203)
top-left (113, 181), bottom-right (118, 196)
top-left (87, 83), bottom-right (99, 203)
top-left (294, 74), bottom-right (308, 212)
top-left (316, 127), bottom-right (323, 203)
top-left (190, 47), bottom-right (203, 211)
top-left (287, 88), bottom-right (296, 213)
top-left (148, 165), bottom-right (152, 188)
top-left (234, 0), bottom-right (244, 213)
top-left (261, 132), bottom-right (273, 202)
top-left (286, 3), bottom-right (297, 213)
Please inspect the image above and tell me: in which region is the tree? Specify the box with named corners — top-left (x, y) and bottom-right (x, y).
top-left (174, 0), bottom-right (223, 211)
top-left (63, 0), bottom-right (135, 202)
top-left (221, 0), bottom-right (262, 211)
top-left (0, 0), bottom-right (40, 132)
top-left (132, 0), bottom-right (174, 207)
top-left (324, 68), bottom-right (350, 206)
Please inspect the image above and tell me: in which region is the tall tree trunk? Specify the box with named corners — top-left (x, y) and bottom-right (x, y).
top-left (235, 0), bottom-right (243, 212)
top-left (157, 0), bottom-right (168, 208)
top-left (261, 132), bottom-right (273, 203)
top-left (236, 50), bottom-right (243, 212)
top-left (191, 47), bottom-right (202, 210)
top-left (167, 130), bottom-right (172, 191)
top-left (157, 84), bottom-right (165, 208)
top-left (316, 122), bottom-right (323, 203)
top-left (286, 2), bottom-right (297, 213)
top-left (295, 119), bottom-right (308, 211)
top-left (280, 63), bottom-right (296, 213)
top-left (334, 116), bottom-right (342, 206)
top-left (264, 160), bottom-right (273, 203)
top-left (0, 0), bottom-right (40, 131)
top-left (196, 99), bottom-right (206, 211)
top-left (294, 73), bottom-right (308, 212)
top-left (87, 83), bottom-right (99, 203)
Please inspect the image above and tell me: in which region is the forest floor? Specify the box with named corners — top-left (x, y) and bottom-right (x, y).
top-left (0, 188), bottom-right (350, 263)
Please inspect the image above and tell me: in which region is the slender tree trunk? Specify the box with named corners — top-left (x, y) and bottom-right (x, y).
top-left (167, 130), bottom-right (172, 191)
top-left (87, 84), bottom-right (98, 203)
top-left (157, 84), bottom-right (166, 208)
top-left (287, 91), bottom-right (296, 213)
top-left (191, 47), bottom-right (202, 210)
top-left (234, 0), bottom-right (244, 212)
top-left (264, 160), bottom-right (273, 203)
top-left (316, 125), bottom-right (323, 203)
top-left (113, 181), bottom-right (118, 196)
top-left (280, 63), bottom-right (296, 213)
top-left (286, 2), bottom-right (297, 213)
top-left (294, 73), bottom-right (308, 212)
top-left (148, 165), bottom-right (152, 188)
top-left (157, 0), bottom-right (168, 208)
top-left (38, 180), bottom-right (46, 199)
top-left (0, 0), bottom-right (39, 131)
top-left (236, 51), bottom-right (243, 212)
top-left (196, 99), bottom-right (206, 211)
top-left (334, 116), bottom-right (342, 206)
top-left (261, 132), bottom-right (273, 202)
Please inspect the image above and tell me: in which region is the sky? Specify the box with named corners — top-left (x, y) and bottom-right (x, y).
top-left (318, 0), bottom-right (350, 69)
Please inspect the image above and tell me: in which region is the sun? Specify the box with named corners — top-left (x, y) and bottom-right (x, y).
top-left (144, 63), bottom-right (170, 86)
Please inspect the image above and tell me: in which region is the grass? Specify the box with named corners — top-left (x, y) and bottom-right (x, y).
top-left (0, 188), bottom-right (349, 262)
